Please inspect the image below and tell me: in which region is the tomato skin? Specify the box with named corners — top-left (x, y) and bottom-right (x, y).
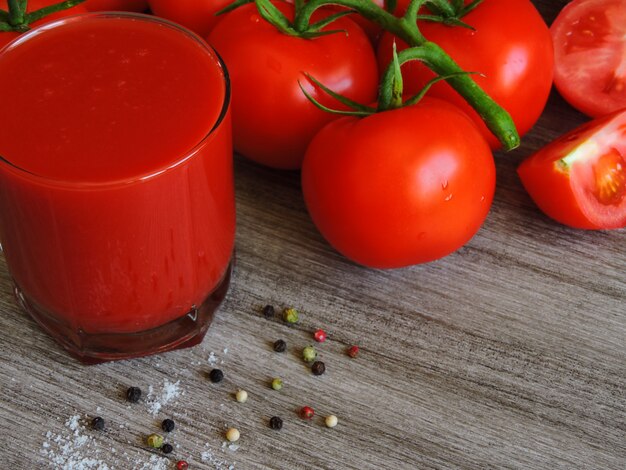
top-left (83, 0), bottom-right (148, 12)
top-left (551, 0), bottom-right (626, 118)
top-left (0, 0), bottom-right (88, 48)
top-left (148, 0), bottom-right (231, 37)
top-left (377, 0), bottom-right (554, 149)
top-left (517, 109), bottom-right (626, 230)
top-left (207, 2), bottom-right (378, 170)
top-left (302, 97), bottom-right (495, 268)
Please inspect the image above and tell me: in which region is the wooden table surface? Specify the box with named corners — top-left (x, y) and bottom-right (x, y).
top-left (1, 1), bottom-right (624, 469)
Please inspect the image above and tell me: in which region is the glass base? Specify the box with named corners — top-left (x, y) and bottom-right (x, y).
top-left (13, 259), bottom-right (233, 365)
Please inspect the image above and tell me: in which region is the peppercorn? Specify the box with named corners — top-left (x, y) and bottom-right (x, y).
top-left (302, 345), bottom-right (317, 362)
top-left (313, 329), bottom-right (327, 342)
top-left (282, 307), bottom-right (299, 324)
top-left (311, 361), bottom-right (326, 376)
top-left (225, 428), bottom-right (240, 442)
top-left (161, 419), bottom-right (175, 433)
top-left (273, 339), bottom-right (287, 352)
top-left (162, 443), bottom-right (174, 454)
top-left (271, 378), bottom-right (283, 391)
top-left (209, 368), bottom-right (224, 383)
top-left (262, 304), bottom-right (275, 319)
top-left (347, 345), bottom-right (359, 358)
top-left (235, 389), bottom-right (248, 403)
top-left (91, 417), bottom-right (105, 431)
top-left (269, 416), bottom-right (283, 430)
top-left (126, 386), bottom-right (142, 403)
top-left (299, 406), bottom-right (314, 420)
top-left (325, 415), bottom-right (338, 428)
top-left (147, 433), bottom-right (164, 449)
top-left (176, 461), bottom-right (189, 470)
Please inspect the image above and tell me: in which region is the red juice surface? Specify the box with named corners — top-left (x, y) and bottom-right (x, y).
top-left (0, 14), bottom-right (235, 334)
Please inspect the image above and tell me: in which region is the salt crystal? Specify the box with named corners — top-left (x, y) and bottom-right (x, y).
top-left (146, 379), bottom-right (182, 417)
top-left (208, 352), bottom-right (218, 365)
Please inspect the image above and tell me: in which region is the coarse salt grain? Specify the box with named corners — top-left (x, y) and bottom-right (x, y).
top-left (146, 379), bottom-right (182, 417)
top-left (200, 445), bottom-right (236, 469)
top-left (42, 414), bottom-right (171, 470)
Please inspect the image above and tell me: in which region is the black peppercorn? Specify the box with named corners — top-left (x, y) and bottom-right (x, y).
top-left (162, 443), bottom-right (174, 454)
top-left (269, 416), bottom-right (283, 430)
top-left (262, 304), bottom-right (275, 319)
top-left (209, 368), bottom-right (224, 383)
top-left (311, 361), bottom-right (326, 376)
top-left (126, 386), bottom-right (142, 403)
top-left (92, 417), bottom-right (105, 431)
top-left (273, 339), bottom-right (287, 352)
top-left (161, 419), bottom-right (175, 433)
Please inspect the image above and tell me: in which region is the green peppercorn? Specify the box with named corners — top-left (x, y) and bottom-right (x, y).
top-left (273, 339), bottom-right (287, 352)
top-left (271, 378), bottom-right (283, 391)
top-left (282, 307), bottom-right (299, 324)
top-left (147, 433), bottom-right (164, 449)
top-left (302, 345), bottom-right (317, 362)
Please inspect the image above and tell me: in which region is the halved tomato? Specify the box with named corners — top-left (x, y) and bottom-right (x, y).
top-left (551, 0), bottom-right (626, 117)
top-left (517, 109), bottom-right (626, 229)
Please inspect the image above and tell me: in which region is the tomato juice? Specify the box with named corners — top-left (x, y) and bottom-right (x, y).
top-left (0, 14), bottom-right (235, 362)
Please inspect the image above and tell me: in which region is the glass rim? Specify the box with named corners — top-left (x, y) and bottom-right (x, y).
top-left (0, 11), bottom-right (231, 190)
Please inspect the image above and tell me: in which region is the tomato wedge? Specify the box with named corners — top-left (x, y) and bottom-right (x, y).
top-left (551, 0), bottom-right (626, 118)
top-left (517, 109), bottom-right (626, 229)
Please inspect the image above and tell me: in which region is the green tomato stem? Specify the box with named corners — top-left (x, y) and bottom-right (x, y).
top-left (25, 0), bottom-right (87, 24)
top-left (294, 0), bottom-right (520, 150)
top-left (8, 0), bottom-right (25, 26)
top-left (2, 0), bottom-right (87, 31)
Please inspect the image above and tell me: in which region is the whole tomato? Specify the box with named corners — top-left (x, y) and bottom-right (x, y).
top-left (301, 97), bottom-right (495, 268)
top-left (518, 109), bottom-right (626, 230)
top-left (0, 0), bottom-right (88, 48)
top-left (148, 0), bottom-right (233, 37)
top-left (377, 0), bottom-right (553, 149)
top-left (207, 1), bottom-right (378, 170)
top-left (83, 0), bottom-right (148, 11)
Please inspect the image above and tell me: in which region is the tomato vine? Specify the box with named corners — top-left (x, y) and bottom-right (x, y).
top-left (0, 0), bottom-right (86, 32)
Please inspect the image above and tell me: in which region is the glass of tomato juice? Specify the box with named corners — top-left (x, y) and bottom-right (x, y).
top-left (0, 13), bottom-right (235, 364)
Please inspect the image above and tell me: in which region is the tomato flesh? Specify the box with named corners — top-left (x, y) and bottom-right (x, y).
top-left (551, 0), bottom-right (626, 117)
top-left (518, 109), bottom-right (626, 229)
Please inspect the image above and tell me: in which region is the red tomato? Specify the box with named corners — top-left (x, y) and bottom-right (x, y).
top-left (301, 98), bottom-right (495, 268)
top-left (207, 1), bottom-right (378, 169)
top-left (148, 0), bottom-right (231, 37)
top-left (0, 0), bottom-right (87, 48)
top-left (551, 0), bottom-right (626, 118)
top-left (517, 109), bottom-right (626, 229)
top-left (83, 0), bottom-right (148, 11)
top-left (377, 0), bottom-right (554, 149)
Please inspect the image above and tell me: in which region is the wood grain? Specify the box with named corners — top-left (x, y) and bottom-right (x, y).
top-left (0, 1), bottom-right (624, 469)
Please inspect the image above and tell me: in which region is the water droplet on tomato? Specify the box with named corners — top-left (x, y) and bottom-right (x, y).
top-left (444, 194), bottom-right (453, 202)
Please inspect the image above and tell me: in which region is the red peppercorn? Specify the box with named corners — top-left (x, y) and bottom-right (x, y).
top-left (176, 461), bottom-right (189, 470)
top-left (300, 406), bottom-right (315, 420)
top-left (347, 345), bottom-right (359, 358)
top-left (313, 329), bottom-right (327, 342)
